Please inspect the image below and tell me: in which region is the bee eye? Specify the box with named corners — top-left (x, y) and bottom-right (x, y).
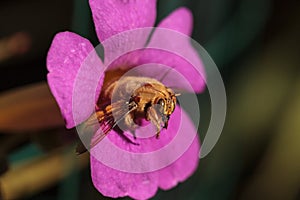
top-left (157, 99), bottom-right (164, 107)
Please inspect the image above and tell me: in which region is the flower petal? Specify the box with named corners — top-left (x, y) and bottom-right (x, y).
top-left (90, 106), bottom-right (200, 199)
top-left (158, 7), bottom-right (194, 35)
top-left (89, 0), bottom-right (157, 42)
top-left (140, 7), bottom-right (206, 93)
top-left (104, 8), bottom-right (206, 92)
top-left (156, 133), bottom-right (199, 190)
top-left (47, 31), bottom-right (104, 128)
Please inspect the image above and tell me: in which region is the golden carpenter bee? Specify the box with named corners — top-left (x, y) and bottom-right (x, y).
top-left (76, 70), bottom-right (179, 154)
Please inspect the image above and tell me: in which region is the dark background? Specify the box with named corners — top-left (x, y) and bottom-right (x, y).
top-left (0, 0), bottom-right (299, 199)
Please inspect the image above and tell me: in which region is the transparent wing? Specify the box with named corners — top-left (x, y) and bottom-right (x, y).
top-left (76, 100), bottom-right (137, 154)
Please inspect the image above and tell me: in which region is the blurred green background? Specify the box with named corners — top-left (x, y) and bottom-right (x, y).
top-left (0, 0), bottom-right (300, 199)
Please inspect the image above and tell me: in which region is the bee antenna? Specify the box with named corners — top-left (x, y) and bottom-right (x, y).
top-left (158, 67), bottom-right (174, 82)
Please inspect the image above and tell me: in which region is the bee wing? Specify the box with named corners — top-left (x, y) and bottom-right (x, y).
top-left (76, 100), bottom-right (137, 154)
top-left (90, 101), bottom-right (138, 149)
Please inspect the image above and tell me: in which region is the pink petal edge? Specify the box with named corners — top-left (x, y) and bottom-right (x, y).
top-left (47, 31), bottom-right (104, 128)
top-left (90, 106), bottom-right (200, 199)
top-left (144, 7), bottom-right (206, 93)
top-left (89, 0), bottom-right (157, 42)
top-left (158, 7), bottom-right (194, 36)
top-left (101, 7), bottom-right (206, 93)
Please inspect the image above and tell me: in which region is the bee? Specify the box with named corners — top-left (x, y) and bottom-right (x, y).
top-left (76, 72), bottom-right (178, 154)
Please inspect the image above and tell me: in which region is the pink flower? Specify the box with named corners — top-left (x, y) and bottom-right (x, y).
top-left (47, 0), bottom-right (205, 199)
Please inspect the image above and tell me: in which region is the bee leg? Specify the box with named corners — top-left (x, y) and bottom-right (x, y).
top-left (124, 114), bottom-right (138, 139)
top-left (156, 130), bottom-right (160, 139)
top-left (114, 126), bottom-right (139, 145)
top-left (132, 131), bottom-right (137, 140)
top-left (146, 106), bottom-right (162, 139)
top-left (163, 118), bottom-right (169, 129)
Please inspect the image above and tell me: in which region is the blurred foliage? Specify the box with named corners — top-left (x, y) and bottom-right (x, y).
top-left (0, 0), bottom-right (300, 200)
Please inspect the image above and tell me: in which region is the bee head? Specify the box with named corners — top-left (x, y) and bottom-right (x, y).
top-left (155, 93), bottom-right (176, 117)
